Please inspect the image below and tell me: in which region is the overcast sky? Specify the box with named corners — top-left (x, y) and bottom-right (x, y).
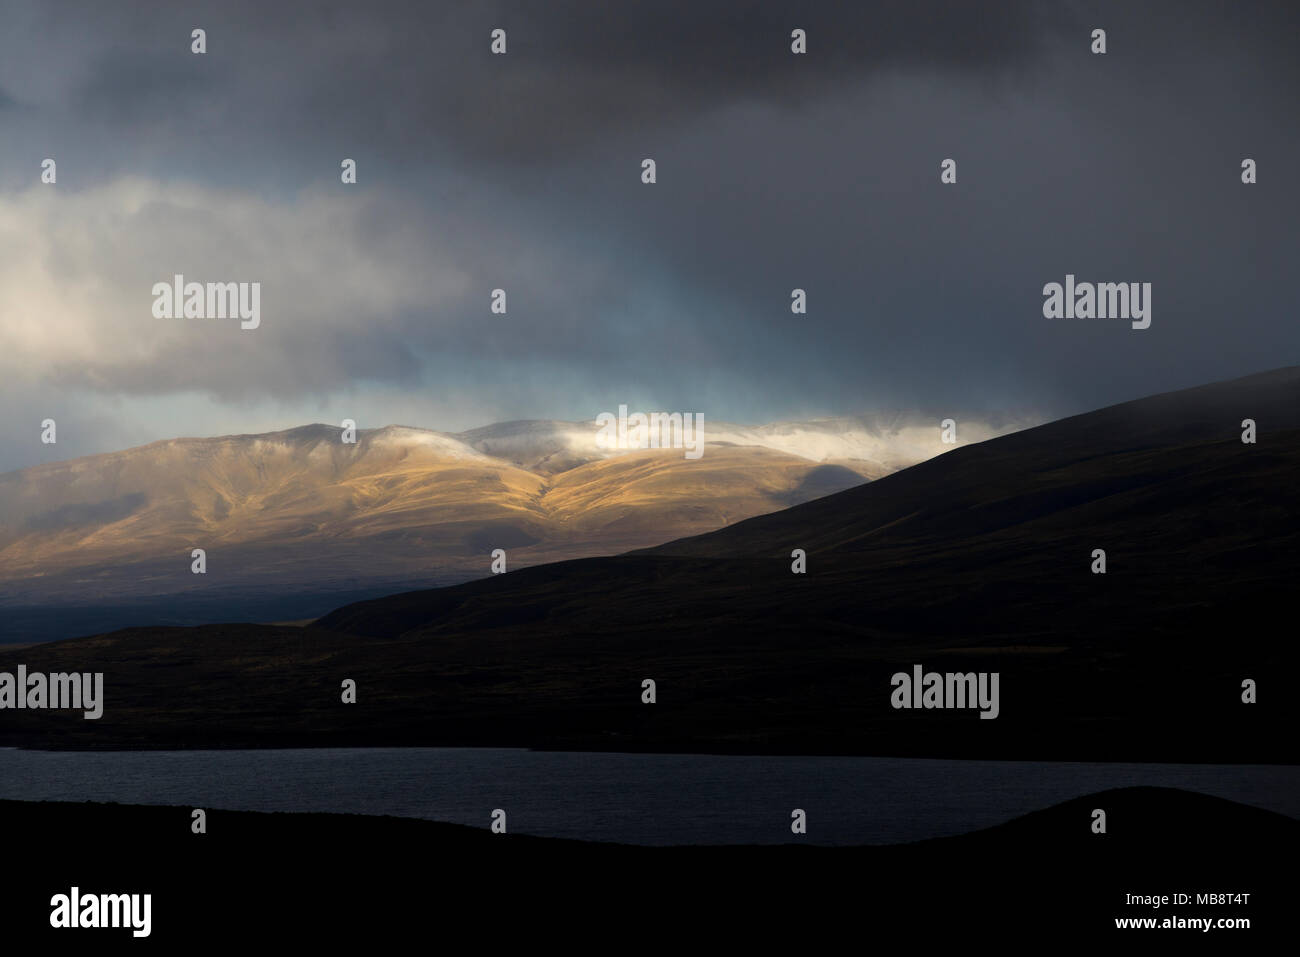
top-left (0, 0), bottom-right (1296, 471)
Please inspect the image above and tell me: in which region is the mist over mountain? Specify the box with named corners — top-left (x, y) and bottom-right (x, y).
top-left (0, 411), bottom-right (1025, 640)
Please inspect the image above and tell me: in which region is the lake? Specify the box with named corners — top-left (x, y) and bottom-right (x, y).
top-left (0, 747), bottom-right (1294, 845)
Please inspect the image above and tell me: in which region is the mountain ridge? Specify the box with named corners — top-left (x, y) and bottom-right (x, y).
top-left (0, 410), bottom-right (1027, 625)
top-left (3, 367), bottom-right (1294, 758)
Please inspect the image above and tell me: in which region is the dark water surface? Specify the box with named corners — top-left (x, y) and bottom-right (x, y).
top-left (1, 747), bottom-right (1294, 845)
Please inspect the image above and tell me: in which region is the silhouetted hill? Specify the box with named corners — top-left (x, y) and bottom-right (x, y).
top-left (1, 368), bottom-right (1296, 758)
top-left (1, 413), bottom-right (1030, 642)
top-left (2, 786), bottom-right (1290, 944)
top-left (644, 365), bottom-right (1300, 558)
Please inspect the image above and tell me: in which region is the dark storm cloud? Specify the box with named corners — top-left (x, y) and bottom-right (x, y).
top-left (0, 0), bottom-right (1296, 474)
top-left (37, 0), bottom-right (1064, 168)
top-left (33, 0), bottom-right (1294, 172)
top-left (9, 0), bottom-right (1298, 176)
top-left (76, 54), bottom-right (219, 120)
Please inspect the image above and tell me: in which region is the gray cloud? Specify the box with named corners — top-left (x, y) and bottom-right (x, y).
top-left (19, 1), bottom-right (1063, 169)
top-left (0, 0), bottom-right (1296, 473)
